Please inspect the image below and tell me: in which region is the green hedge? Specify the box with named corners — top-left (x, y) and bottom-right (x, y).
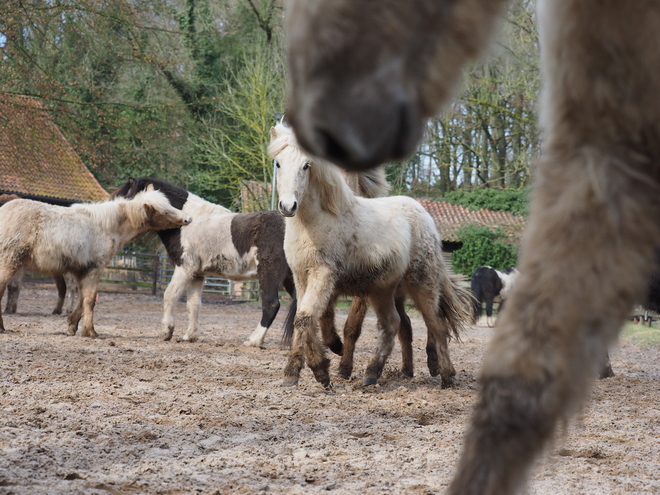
top-left (451, 224), bottom-right (518, 277)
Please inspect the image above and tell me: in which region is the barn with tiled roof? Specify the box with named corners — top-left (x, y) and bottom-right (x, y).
top-left (416, 198), bottom-right (526, 245)
top-left (0, 92), bottom-right (108, 205)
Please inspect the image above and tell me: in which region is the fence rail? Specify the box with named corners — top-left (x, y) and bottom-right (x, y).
top-left (98, 250), bottom-right (259, 301)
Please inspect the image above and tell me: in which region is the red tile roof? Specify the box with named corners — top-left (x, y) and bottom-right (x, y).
top-left (0, 92), bottom-right (108, 203)
top-left (416, 198), bottom-right (526, 242)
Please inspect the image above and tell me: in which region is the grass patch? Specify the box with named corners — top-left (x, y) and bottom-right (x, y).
top-left (621, 322), bottom-right (660, 348)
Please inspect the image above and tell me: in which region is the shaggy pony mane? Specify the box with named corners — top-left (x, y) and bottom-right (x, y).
top-left (72, 189), bottom-right (173, 232)
top-left (268, 123), bottom-right (390, 215)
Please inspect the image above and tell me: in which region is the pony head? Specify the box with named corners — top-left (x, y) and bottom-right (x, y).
top-left (269, 124), bottom-right (313, 217)
top-left (269, 123), bottom-right (352, 218)
top-left (130, 186), bottom-right (192, 230)
top-left (113, 177), bottom-right (189, 210)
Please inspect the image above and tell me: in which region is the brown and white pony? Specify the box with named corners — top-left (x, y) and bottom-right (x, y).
top-left (0, 189), bottom-right (191, 337)
top-left (269, 123), bottom-right (474, 388)
top-left (285, 1), bottom-right (660, 493)
top-left (0, 194), bottom-right (74, 315)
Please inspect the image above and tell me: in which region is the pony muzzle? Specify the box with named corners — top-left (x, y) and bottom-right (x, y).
top-left (279, 200), bottom-right (298, 217)
top-left (182, 215), bottom-right (192, 225)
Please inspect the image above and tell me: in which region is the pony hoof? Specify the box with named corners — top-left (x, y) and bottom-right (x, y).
top-left (441, 377), bottom-right (454, 389)
top-left (363, 377), bottom-right (378, 386)
top-left (282, 377), bottom-right (299, 387)
top-left (243, 339), bottom-right (262, 348)
top-left (337, 371), bottom-right (351, 380)
top-left (401, 368), bottom-right (414, 378)
top-left (52, 309), bottom-right (62, 315)
top-left (428, 368), bottom-right (440, 377)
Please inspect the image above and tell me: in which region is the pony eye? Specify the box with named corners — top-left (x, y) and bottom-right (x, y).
top-left (303, 162), bottom-right (310, 170)
top-left (275, 161), bottom-right (280, 169)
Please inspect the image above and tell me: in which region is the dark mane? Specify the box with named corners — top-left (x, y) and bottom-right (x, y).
top-left (113, 178), bottom-right (190, 265)
top-left (113, 178), bottom-right (189, 210)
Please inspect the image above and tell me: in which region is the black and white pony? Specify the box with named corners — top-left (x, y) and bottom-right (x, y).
top-left (470, 266), bottom-right (520, 327)
top-left (114, 178), bottom-right (296, 346)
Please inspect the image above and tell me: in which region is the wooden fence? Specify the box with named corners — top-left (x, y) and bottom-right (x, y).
top-left (98, 251), bottom-right (260, 301)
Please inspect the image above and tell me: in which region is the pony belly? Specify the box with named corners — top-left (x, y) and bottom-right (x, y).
top-left (201, 253), bottom-right (259, 281)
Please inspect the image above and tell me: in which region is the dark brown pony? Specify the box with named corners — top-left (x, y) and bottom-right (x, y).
top-left (285, 0), bottom-right (660, 493)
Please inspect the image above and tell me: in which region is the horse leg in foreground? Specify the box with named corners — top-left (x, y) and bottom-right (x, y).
top-left (181, 276), bottom-right (204, 342)
top-left (317, 294), bottom-right (344, 356)
top-left (337, 297), bottom-right (368, 379)
top-left (448, 155), bottom-right (658, 494)
top-left (161, 266), bottom-right (189, 341)
top-left (0, 266), bottom-right (22, 332)
top-left (4, 269), bottom-right (23, 314)
top-left (69, 273), bottom-right (102, 337)
top-left (338, 291), bottom-right (414, 380)
top-left (52, 274), bottom-right (67, 315)
top-left (244, 272), bottom-right (297, 348)
top-left (283, 271), bottom-right (336, 388)
top-left (362, 291), bottom-right (401, 386)
top-left (448, 3), bottom-right (660, 493)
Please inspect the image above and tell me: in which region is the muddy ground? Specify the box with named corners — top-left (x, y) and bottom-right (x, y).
top-left (0, 281), bottom-right (659, 494)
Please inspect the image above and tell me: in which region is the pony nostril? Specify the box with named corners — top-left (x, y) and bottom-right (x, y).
top-left (292, 201), bottom-right (298, 212)
top-left (278, 201), bottom-right (284, 211)
top-left (315, 127), bottom-right (351, 164)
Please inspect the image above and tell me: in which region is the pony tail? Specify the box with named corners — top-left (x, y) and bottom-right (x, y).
top-left (438, 274), bottom-right (478, 341)
top-left (280, 293), bottom-right (297, 348)
top-left (357, 167), bottom-right (391, 198)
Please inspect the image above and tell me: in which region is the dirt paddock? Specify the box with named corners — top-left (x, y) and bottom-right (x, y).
top-left (1, 281), bottom-right (659, 494)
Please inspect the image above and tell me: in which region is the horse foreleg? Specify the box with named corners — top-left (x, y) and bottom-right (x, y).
top-left (448, 157), bottom-right (660, 495)
top-left (395, 294), bottom-right (414, 378)
top-left (162, 266), bottom-right (189, 341)
top-left (4, 269), bottom-right (23, 314)
top-left (363, 290), bottom-right (400, 386)
top-left (0, 266), bottom-right (20, 332)
top-left (337, 297), bottom-right (368, 380)
top-left (244, 278), bottom-right (280, 347)
top-left (283, 270), bottom-right (335, 388)
top-left (76, 274), bottom-right (101, 338)
top-left (52, 274), bottom-right (66, 315)
top-left (67, 297), bottom-right (84, 335)
top-left (65, 274), bottom-right (78, 314)
top-left (319, 293), bottom-right (343, 356)
top-left (181, 276), bottom-right (204, 342)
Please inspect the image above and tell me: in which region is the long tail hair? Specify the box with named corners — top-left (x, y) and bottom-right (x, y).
top-left (280, 290), bottom-right (297, 347)
top-left (438, 274), bottom-right (478, 341)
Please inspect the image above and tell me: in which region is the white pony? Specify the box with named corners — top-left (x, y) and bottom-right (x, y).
top-left (0, 188), bottom-right (191, 337)
top-left (269, 123), bottom-right (474, 388)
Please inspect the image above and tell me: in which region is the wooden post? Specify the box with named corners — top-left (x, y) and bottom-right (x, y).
top-left (152, 253), bottom-right (160, 296)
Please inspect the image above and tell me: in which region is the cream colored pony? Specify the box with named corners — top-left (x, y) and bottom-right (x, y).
top-left (285, 1), bottom-right (660, 493)
top-left (269, 123), bottom-right (473, 388)
top-left (0, 188), bottom-right (191, 337)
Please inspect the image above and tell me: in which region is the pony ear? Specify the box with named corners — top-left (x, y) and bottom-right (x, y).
top-left (146, 184), bottom-right (155, 192)
top-left (270, 126), bottom-right (279, 140)
top-left (128, 178), bottom-right (135, 185)
top-left (143, 203), bottom-right (155, 216)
